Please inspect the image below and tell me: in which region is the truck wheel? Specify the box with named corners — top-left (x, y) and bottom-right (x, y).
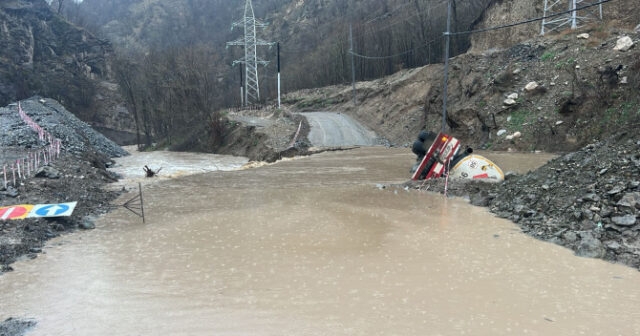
top-left (412, 140), bottom-right (426, 156)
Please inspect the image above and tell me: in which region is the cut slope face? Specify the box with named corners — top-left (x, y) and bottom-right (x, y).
top-left (303, 112), bottom-right (378, 147)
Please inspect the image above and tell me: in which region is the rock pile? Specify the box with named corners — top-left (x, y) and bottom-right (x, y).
top-left (469, 133), bottom-right (640, 269)
top-left (0, 97), bottom-right (128, 159)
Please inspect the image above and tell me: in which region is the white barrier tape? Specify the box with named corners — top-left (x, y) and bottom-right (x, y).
top-left (3, 165), bottom-right (6, 189)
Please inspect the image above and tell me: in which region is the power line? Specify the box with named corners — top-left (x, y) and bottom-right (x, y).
top-left (352, 0), bottom-right (448, 40)
top-left (349, 36), bottom-right (443, 60)
top-left (448, 0), bottom-right (613, 36)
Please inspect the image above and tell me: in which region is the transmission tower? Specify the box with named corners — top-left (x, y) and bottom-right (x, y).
top-left (227, 0), bottom-right (274, 105)
top-left (541, 0), bottom-right (603, 35)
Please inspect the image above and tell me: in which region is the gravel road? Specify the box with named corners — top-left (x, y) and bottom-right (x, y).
top-left (302, 112), bottom-right (378, 147)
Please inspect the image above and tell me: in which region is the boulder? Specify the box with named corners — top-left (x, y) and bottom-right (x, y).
top-left (611, 214), bottom-right (637, 226)
top-left (524, 82), bottom-right (539, 91)
top-left (497, 129), bottom-right (507, 136)
top-left (504, 98), bottom-right (517, 106)
top-left (507, 93), bottom-right (519, 100)
top-left (617, 192), bottom-right (640, 209)
top-left (576, 233), bottom-right (605, 258)
top-left (577, 33), bottom-right (590, 39)
top-left (79, 217), bottom-right (96, 230)
top-left (613, 36), bottom-right (634, 51)
top-left (512, 131), bottom-right (522, 139)
top-left (35, 166), bottom-right (61, 179)
top-left (1, 186), bottom-right (19, 198)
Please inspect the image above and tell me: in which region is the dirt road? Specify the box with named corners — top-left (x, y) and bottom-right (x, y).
top-left (303, 112), bottom-right (378, 147)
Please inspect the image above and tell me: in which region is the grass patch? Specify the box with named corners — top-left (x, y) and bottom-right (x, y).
top-left (508, 109), bottom-right (531, 131)
top-left (541, 52), bottom-right (555, 61)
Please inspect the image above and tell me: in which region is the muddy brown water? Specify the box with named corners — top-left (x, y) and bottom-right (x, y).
top-left (1, 148), bottom-right (639, 335)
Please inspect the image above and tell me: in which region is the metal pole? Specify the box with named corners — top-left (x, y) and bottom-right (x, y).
top-left (599, 3), bottom-right (603, 19)
top-left (349, 24), bottom-right (357, 106)
top-left (442, 0), bottom-right (452, 134)
top-left (277, 42), bottom-right (281, 109)
top-left (541, 0), bottom-right (548, 35)
top-left (571, 0), bottom-right (577, 29)
top-left (239, 67), bottom-right (244, 107)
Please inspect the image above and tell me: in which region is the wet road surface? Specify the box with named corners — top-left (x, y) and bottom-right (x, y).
top-left (303, 112), bottom-right (378, 147)
top-left (1, 148), bottom-right (639, 335)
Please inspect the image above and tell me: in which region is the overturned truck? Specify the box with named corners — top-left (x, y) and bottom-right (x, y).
top-left (411, 131), bottom-right (504, 182)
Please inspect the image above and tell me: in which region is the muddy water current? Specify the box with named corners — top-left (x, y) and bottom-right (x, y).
top-left (1, 148), bottom-right (639, 335)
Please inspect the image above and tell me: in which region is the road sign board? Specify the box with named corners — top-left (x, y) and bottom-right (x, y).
top-left (28, 202), bottom-right (77, 218)
top-left (0, 205), bottom-right (34, 220)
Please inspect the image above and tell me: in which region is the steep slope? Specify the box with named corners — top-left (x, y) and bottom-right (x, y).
top-left (0, 0), bottom-right (135, 144)
top-left (285, 26), bottom-right (639, 152)
top-left (470, 0), bottom-right (640, 52)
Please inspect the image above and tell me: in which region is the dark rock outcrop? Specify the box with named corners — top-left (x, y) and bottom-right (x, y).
top-left (0, 0), bottom-right (135, 143)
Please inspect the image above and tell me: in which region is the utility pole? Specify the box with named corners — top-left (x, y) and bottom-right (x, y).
top-left (441, 0), bottom-right (452, 134)
top-left (349, 24), bottom-right (357, 106)
top-left (541, 0), bottom-right (604, 35)
top-left (277, 42), bottom-right (281, 109)
top-left (227, 0), bottom-right (275, 105)
top-left (239, 67), bottom-right (244, 107)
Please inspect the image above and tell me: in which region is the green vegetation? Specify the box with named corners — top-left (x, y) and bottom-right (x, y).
top-left (601, 102), bottom-right (639, 125)
top-left (541, 52), bottom-right (555, 61)
top-left (508, 109), bottom-right (531, 131)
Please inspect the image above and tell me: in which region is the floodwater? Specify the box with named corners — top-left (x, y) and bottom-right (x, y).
top-left (1, 148), bottom-right (639, 335)
top-left (110, 146), bottom-right (249, 185)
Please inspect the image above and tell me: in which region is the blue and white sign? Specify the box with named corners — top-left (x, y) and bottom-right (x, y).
top-left (27, 202), bottom-right (78, 218)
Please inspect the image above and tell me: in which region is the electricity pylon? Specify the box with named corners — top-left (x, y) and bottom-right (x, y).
top-left (227, 0), bottom-right (274, 105)
top-left (541, 0), bottom-right (603, 35)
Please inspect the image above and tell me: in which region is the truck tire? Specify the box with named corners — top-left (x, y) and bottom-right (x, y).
top-left (412, 140), bottom-right (426, 157)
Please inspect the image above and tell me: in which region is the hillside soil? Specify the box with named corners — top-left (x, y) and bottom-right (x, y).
top-left (284, 27), bottom-right (640, 152)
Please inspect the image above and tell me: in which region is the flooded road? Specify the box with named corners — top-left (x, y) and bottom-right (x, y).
top-left (110, 146), bottom-right (249, 185)
top-left (1, 148), bottom-right (639, 335)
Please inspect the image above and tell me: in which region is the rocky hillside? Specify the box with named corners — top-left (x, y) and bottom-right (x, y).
top-left (470, 0), bottom-right (640, 52)
top-left (285, 24), bottom-right (639, 152)
top-left (0, 0), bottom-right (135, 144)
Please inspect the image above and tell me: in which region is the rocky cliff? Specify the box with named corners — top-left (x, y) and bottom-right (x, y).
top-left (0, 0), bottom-right (135, 144)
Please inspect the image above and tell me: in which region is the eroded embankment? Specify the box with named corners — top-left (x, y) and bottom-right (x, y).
top-left (406, 133), bottom-right (640, 270)
top-left (171, 107), bottom-right (313, 163)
